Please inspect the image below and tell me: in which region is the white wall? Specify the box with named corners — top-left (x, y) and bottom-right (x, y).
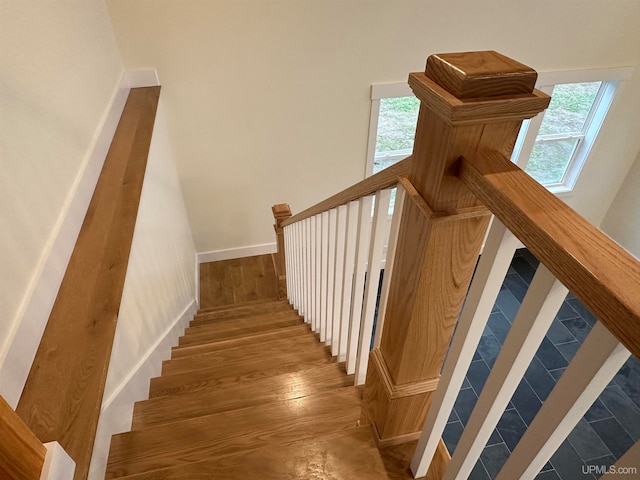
top-left (89, 100), bottom-right (197, 479)
top-left (602, 151), bottom-right (640, 259)
top-left (105, 0), bottom-right (640, 254)
top-left (0, 0), bottom-right (124, 405)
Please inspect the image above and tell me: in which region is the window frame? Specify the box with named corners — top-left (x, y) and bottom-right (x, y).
top-left (366, 67), bottom-right (633, 195)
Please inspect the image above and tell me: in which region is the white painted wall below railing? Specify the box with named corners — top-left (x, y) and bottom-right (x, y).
top-left (0, 0), bottom-right (124, 408)
top-left (88, 99), bottom-right (198, 479)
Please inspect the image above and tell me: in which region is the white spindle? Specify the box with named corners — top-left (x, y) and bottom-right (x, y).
top-left (320, 211), bottom-right (329, 342)
top-left (295, 221), bottom-right (303, 312)
top-left (411, 219), bottom-right (519, 477)
top-left (304, 217), bottom-right (312, 324)
top-left (295, 221), bottom-right (306, 315)
top-left (339, 200), bottom-right (360, 362)
top-left (310, 215), bottom-right (317, 331)
top-left (444, 265), bottom-right (568, 480)
top-left (284, 225), bottom-right (292, 304)
top-left (314, 213), bottom-right (322, 333)
top-left (354, 189), bottom-right (392, 385)
top-left (496, 321), bottom-right (631, 480)
top-left (326, 208), bottom-right (338, 346)
top-left (332, 204), bottom-right (348, 357)
top-left (373, 186), bottom-right (405, 349)
top-left (346, 195), bottom-right (374, 375)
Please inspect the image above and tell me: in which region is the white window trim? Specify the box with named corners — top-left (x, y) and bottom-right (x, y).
top-left (366, 67), bottom-right (634, 194)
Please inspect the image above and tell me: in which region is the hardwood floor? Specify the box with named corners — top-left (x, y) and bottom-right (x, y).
top-left (199, 254), bottom-right (279, 309)
top-left (106, 256), bottom-right (416, 479)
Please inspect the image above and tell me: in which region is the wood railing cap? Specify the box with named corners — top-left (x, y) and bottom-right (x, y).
top-left (425, 51), bottom-right (538, 99)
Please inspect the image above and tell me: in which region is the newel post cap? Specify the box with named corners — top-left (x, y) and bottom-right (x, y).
top-left (425, 50), bottom-right (537, 99)
top-left (408, 51), bottom-right (549, 125)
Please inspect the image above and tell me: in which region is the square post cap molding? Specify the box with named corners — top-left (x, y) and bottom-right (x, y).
top-left (409, 50), bottom-right (550, 126)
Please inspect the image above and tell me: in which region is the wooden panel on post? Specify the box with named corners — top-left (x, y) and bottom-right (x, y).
top-left (0, 395), bottom-right (46, 480)
top-left (362, 51), bottom-right (550, 446)
top-left (272, 204), bottom-right (292, 299)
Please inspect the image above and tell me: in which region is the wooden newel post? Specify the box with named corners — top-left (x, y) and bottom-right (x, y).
top-left (363, 51), bottom-right (550, 446)
top-left (272, 203), bottom-right (292, 299)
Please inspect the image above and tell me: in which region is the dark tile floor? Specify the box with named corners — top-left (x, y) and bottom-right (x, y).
top-left (443, 249), bottom-right (640, 480)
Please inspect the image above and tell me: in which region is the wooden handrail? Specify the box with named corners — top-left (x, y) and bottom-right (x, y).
top-left (281, 157), bottom-right (412, 227)
top-left (16, 87), bottom-right (160, 480)
top-left (460, 150), bottom-right (640, 358)
top-left (0, 395), bottom-right (46, 479)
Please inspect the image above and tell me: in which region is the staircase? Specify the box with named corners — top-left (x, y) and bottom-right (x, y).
top-left (105, 264), bottom-right (416, 479)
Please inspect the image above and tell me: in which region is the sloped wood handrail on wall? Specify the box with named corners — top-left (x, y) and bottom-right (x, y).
top-left (16, 87), bottom-right (160, 480)
top-left (460, 150), bottom-right (640, 357)
top-left (0, 395), bottom-right (46, 479)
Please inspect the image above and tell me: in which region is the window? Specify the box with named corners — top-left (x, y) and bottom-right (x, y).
top-left (366, 68), bottom-right (632, 194)
top-left (373, 96), bottom-right (420, 174)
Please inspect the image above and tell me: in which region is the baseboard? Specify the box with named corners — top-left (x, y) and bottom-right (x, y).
top-left (101, 300), bottom-right (196, 409)
top-left (198, 243), bottom-right (277, 263)
top-left (88, 300), bottom-right (197, 480)
top-left (122, 69), bottom-right (159, 88)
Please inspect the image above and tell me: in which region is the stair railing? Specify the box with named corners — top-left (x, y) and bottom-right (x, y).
top-left (279, 158), bottom-right (411, 383)
top-left (274, 50), bottom-right (640, 479)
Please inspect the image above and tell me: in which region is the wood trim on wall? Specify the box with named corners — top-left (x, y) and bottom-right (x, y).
top-left (16, 87), bottom-right (161, 480)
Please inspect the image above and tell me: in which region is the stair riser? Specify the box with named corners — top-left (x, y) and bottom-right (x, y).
top-left (170, 324), bottom-right (310, 358)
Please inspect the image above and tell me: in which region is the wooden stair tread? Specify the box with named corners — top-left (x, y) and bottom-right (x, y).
top-left (149, 352), bottom-right (335, 398)
top-left (106, 387), bottom-right (363, 478)
top-left (187, 309), bottom-right (300, 331)
top-left (164, 334), bottom-right (324, 375)
top-left (180, 318), bottom-right (304, 345)
top-left (171, 324), bottom-right (310, 358)
top-left (107, 425), bottom-right (416, 480)
top-left (133, 363), bottom-right (354, 429)
top-left (195, 299), bottom-right (292, 319)
top-left (181, 317), bottom-right (303, 345)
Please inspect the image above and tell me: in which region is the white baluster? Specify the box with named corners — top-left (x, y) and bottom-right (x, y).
top-left (284, 225), bottom-right (292, 304)
top-left (315, 213), bottom-right (322, 332)
top-left (496, 321), bottom-right (630, 480)
top-left (339, 200), bottom-right (360, 363)
top-left (332, 204), bottom-right (348, 357)
top-left (295, 222), bottom-right (305, 315)
top-left (310, 215), bottom-right (318, 331)
top-left (373, 185), bottom-right (405, 349)
top-left (326, 208), bottom-right (338, 347)
top-left (444, 265), bottom-right (568, 480)
top-left (304, 217), bottom-right (312, 324)
top-left (354, 189), bottom-right (392, 385)
top-left (411, 219), bottom-right (519, 477)
top-left (346, 195), bottom-right (374, 375)
top-left (295, 221), bottom-right (302, 312)
top-left (320, 211), bottom-right (329, 342)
